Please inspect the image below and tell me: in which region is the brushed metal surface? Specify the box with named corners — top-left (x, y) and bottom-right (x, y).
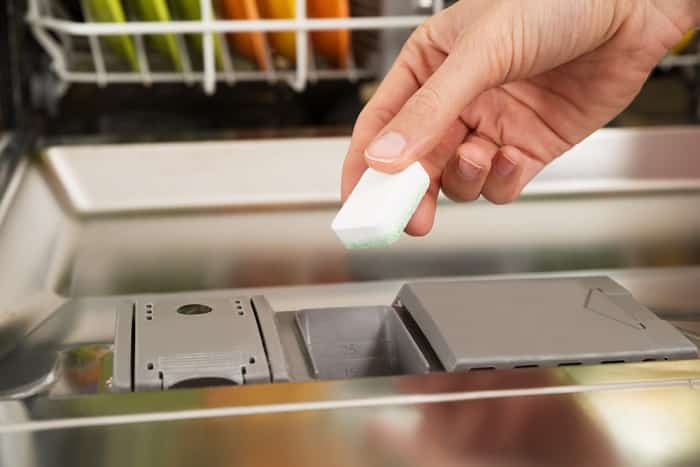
top-left (42, 128), bottom-right (700, 214)
top-left (0, 127), bottom-right (697, 302)
top-left (2, 127), bottom-right (700, 466)
top-left (2, 362), bottom-right (700, 466)
top-left (2, 360), bottom-right (700, 430)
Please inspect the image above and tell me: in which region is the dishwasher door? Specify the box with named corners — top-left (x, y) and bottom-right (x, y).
top-left (1, 127), bottom-right (700, 467)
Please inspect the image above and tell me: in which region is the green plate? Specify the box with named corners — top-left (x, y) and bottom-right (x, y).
top-left (128, 0), bottom-right (184, 71)
top-left (84, 0), bottom-right (140, 71)
top-left (170, 0), bottom-right (227, 70)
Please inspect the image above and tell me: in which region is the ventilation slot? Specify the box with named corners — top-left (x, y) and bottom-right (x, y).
top-left (171, 378), bottom-right (236, 389)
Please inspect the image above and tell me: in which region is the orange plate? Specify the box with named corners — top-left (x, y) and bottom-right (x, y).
top-left (219, 0), bottom-right (269, 70)
top-left (308, 0), bottom-right (350, 69)
top-left (257, 0), bottom-right (296, 63)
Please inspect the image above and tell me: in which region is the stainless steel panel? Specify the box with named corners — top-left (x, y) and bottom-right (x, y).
top-left (0, 128), bottom-right (697, 305)
top-left (0, 133), bottom-right (8, 153)
top-left (2, 359), bottom-right (700, 429)
top-left (41, 127), bottom-right (700, 215)
top-left (0, 161), bottom-right (74, 358)
top-left (2, 127), bottom-right (700, 466)
top-left (3, 362), bottom-right (700, 466)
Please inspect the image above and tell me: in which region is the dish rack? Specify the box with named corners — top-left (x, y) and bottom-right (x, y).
top-left (26, 0), bottom-right (444, 95)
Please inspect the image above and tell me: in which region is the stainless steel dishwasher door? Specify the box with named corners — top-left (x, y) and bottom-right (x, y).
top-left (1, 126), bottom-right (700, 467)
top-left (21, 127), bottom-right (700, 299)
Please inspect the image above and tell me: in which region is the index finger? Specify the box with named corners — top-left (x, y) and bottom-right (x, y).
top-left (341, 50), bottom-right (424, 201)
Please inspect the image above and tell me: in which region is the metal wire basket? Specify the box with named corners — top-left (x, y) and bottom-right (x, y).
top-left (26, 0), bottom-right (443, 94)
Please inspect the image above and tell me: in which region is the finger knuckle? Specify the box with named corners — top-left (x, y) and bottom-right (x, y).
top-left (452, 193), bottom-right (481, 203)
top-left (482, 185), bottom-right (521, 205)
top-left (445, 187), bottom-right (480, 203)
top-left (399, 20), bottom-right (443, 84)
top-left (461, 191), bottom-right (482, 202)
top-left (441, 176), bottom-right (481, 203)
top-left (353, 105), bottom-right (395, 135)
top-left (406, 85), bottom-right (443, 118)
top-left (399, 25), bottom-right (427, 66)
top-left (411, 19), bottom-right (437, 48)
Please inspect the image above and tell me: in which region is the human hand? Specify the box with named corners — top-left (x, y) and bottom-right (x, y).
top-left (342, 0), bottom-right (699, 235)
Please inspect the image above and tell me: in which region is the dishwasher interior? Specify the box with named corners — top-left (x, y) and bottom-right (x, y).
top-left (3, 2), bottom-right (700, 467)
top-left (2, 132), bottom-right (700, 467)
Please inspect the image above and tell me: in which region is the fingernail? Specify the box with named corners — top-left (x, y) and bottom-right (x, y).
top-left (365, 132), bottom-right (407, 162)
top-left (458, 158), bottom-right (483, 180)
top-left (493, 153), bottom-right (517, 177)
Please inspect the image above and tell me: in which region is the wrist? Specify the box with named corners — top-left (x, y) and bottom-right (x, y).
top-left (652, 0), bottom-right (700, 31)
top-left (680, 0), bottom-right (700, 27)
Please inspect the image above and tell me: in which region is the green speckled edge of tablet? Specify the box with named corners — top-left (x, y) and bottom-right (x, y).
top-left (342, 179), bottom-right (428, 250)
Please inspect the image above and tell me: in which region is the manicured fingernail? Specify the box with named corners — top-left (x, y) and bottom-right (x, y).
top-left (458, 158), bottom-right (483, 180)
top-left (365, 132), bottom-right (407, 162)
top-left (493, 153), bottom-right (517, 177)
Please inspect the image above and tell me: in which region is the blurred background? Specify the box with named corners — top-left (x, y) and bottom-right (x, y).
top-left (2, 0), bottom-right (700, 140)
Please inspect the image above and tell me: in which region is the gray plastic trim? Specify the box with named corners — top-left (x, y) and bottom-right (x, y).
top-left (252, 296), bottom-right (290, 383)
top-left (133, 297), bottom-right (270, 391)
top-left (398, 276), bottom-right (699, 371)
top-left (111, 302), bottom-right (133, 392)
top-left (295, 306), bottom-right (430, 380)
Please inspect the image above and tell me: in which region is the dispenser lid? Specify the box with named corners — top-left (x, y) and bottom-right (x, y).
top-left (396, 276), bottom-right (698, 371)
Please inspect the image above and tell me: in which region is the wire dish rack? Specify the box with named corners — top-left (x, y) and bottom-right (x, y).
top-left (26, 0), bottom-right (444, 94)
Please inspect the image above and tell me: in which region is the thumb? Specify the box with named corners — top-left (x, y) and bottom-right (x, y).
top-left (364, 24), bottom-right (502, 173)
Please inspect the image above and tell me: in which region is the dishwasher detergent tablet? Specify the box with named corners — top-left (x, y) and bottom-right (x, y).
top-left (332, 162), bottom-right (430, 249)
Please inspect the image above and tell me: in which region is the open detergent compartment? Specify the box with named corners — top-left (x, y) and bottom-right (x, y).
top-left (295, 306), bottom-right (430, 380)
top-left (104, 276), bottom-right (700, 392)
